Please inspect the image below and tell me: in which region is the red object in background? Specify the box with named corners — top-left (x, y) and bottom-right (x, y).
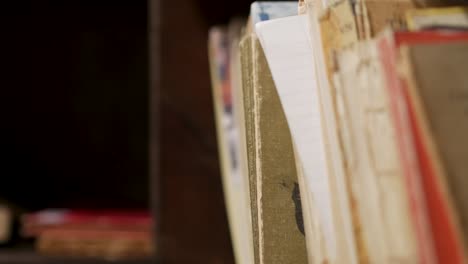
top-left (22, 209), bottom-right (153, 237)
top-left (378, 30), bottom-right (468, 264)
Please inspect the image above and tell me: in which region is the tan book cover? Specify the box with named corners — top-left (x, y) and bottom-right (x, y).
top-left (240, 32), bottom-right (308, 264)
top-left (239, 33), bottom-right (260, 264)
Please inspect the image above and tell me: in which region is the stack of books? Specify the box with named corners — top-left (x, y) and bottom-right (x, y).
top-left (22, 209), bottom-right (154, 260)
top-left (209, 1), bottom-right (468, 263)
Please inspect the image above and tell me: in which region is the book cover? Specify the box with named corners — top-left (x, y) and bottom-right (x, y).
top-left (406, 6), bottom-right (468, 31)
top-left (337, 40), bottom-right (418, 263)
top-left (377, 29), bottom-right (468, 264)
top-left (399, 41), bottom-right (468, 263)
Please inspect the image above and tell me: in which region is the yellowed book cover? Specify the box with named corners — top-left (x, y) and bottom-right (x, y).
top-left (312, 0), bottom-right (414, 261)
top-left (241, 33), bottom-right (308, 264)
top-left (356, 0), bottom-right (414, 39)
top-left (406, 6), bottom-right (468, 31)
top-left (336, 41), bottom-right (419, 263)
top-left (303, 1), bottom-right (359, 263)
top-left (239, 33), bottom-right (260, 264)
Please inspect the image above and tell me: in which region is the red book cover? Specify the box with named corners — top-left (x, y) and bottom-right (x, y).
top-left (22, 209), bottom-right (153, 237)
top-left (377, 29), bottom-right (468, 264)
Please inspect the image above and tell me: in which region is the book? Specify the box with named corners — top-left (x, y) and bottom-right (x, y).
top-left (377, 29), bottom-right (468, 264)
top-left (336, 40), bottom-right (418, 263)
top-left (399, 41), bottom-right (468, 263)
top-left (255, 14), bottom-right (356, 264)
top-left (303, 0), bottom-right (363, 261)
top-left (239, 33), bottom-right (308, 264)
top-left (306, 0), bottom-right (414, 261)
top-left (209, 2), bottom-right (468, 264)
top-left (208, 21), bottom-right (255, 264)
top-left (236, 3), bottom-right (309, 263)
top-left (406, 6), bottom-right (468, 31)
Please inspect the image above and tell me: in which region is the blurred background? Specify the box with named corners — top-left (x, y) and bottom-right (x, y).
top-left (0, 0), bottom-right (258, 263)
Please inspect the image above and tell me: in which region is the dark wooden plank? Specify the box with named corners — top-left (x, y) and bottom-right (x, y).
top-left (149, 0), bottom-right (162, 261)
top-left (153, 0), bottom-right (237, 263)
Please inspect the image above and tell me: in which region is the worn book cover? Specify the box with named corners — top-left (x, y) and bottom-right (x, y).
top-left (240, 33), bottom-right (260, 264)
top-left (378, 30), bottom-right (468, 264)
top-left (399, 42), bottom-right (468, 263)
top-left (337, 41), bottom-right (418, 263)
top-left (314, 0), bottom-right (414, 261)
top-left (406, 6), bottom-right (468, 30)
top-left (253, 37), bottom-right (307, 264)
top-left (241, 33), bottom-right (308, 264)
top-left (256, 14), bottom-right (357, 264)
top-left (236, 3), bottom-right (309, 264)
top-left (303, 0), bottom-right (360, 262)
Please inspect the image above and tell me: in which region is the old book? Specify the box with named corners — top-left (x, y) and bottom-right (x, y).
top-left (337, 41), bottom-right (418, 263)
top-left (239, 34), bottom-right (308, 264)
top-left (306, 0), bottom-right (415, 261)
top-left (319, 0), bottom-right (414, 81)
top-left (302, 0), bottom-right (364, 262)
top-left (256, 14), bottom-right (357, 264)
top-left (377, 30), bottom-right (468, 264)
top-left (399, 42), bottom-right (468, 263)
top-left (208, 23), bottom-right (255, 264)
top-left (237, 2), bottom-right (306, 263)
top-left (303, 0), bottom-right (357, 262)
top-left (406, 6), bottom-right (468, 30)
top-left (237, 3), bottom-right (309, 263)
top-left (228, 18), bottom-right (256, 264)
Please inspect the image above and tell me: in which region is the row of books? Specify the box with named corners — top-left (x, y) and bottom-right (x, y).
top-left (0, 207), bottom-right (153, 260)
top-left (209, 1), bottom-right (468, 263)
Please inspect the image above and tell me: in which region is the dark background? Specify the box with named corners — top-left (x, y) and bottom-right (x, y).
top-left (0, 0), bottom-right (254, 263)
top-left (1, 1), bottom-right (148, 209)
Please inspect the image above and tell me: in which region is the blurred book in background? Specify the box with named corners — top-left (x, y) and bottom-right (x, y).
top-left (22, 209), bottom-right (153, 260)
